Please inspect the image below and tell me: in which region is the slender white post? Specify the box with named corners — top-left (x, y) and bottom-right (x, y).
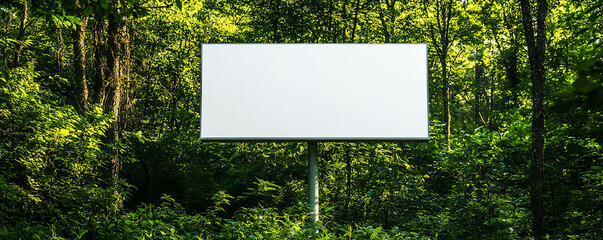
top-left (308, 142), bottom-right (319, 233)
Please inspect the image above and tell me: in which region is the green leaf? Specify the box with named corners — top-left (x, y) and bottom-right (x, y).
top-left (370, 227), bottom-right (382, 239)
top-left (0, 66), bottom-right (8, 82)
top-left (51, 15), bottom-right (62, 25)
top-left (66, 15), bottom-right (81, 25)
top-left (135, 131), bottom-right (145, 143)
top-left (175, 0), bottom-right (183, 10)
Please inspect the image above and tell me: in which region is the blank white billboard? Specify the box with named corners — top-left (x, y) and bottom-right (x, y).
top-left (201, 44), bottom-right (428, 141)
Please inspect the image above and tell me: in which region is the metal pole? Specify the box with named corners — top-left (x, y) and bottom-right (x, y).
top-left (308, 141), bottom-right (319, 233)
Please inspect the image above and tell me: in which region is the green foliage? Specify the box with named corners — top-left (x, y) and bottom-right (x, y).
top-left (0, 0), bottom-right (602, 239)
top-left (0, 61), bottom-right (126, 235)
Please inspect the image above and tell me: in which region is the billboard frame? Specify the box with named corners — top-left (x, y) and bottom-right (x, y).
top-left (199, 43), bottom-right (430, 142)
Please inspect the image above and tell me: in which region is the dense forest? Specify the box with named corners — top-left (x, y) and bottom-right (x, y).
top-left (1, 0), bottom-right (602, 239)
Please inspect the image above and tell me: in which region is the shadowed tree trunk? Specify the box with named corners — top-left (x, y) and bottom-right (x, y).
top-left (104, 0), bottom-right (130, 211)
top-left (93, 17), bottom-right (107, 106)
top-left (519, 0), bottom-right (547, 239)
top-left (11, 3), bottom-right (29, 69)
top-left (73, 10), bottom-right (88, 113)
top-left (350, 0), bottom-right (361, 42)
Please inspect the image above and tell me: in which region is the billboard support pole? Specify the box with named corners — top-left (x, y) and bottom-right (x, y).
top-left (308, 142), bottom-right (319, 233)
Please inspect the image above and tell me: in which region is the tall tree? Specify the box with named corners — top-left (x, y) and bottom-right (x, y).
top-left (92, 16), bottom-right (107, 106)
top-left (425, 0), bottom-right (457, 148)
top-left (10, 2), bottom-right (30, 69)
top-left (73, 1), bottom-right (89, 113)
top-left (518, 0), bottom-right (547, 239)
top-left (105, 0), bottom-right (129, 186)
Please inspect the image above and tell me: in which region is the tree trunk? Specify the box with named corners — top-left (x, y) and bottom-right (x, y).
top-left (106, 0), bottom-right (128, 185)
top-left (11, 3), bottom-right (29, 69)
top-left (341, 0), bottom-right (348, 42)
top-left (55, 23), bottom-right (65, 74)
top-left (377, 8), bottom-right (390, 43)
top-left (427, 0), bottom-right (453, 149)
top-left (519, 0), bottom-right (547, 239)
top-left (441, 53), bottom-right (451, 148)
top-left (2, 8), bottom-right (14, 68)
top-left (93, 18), bottom-right (107, 106)
top-left (442, 1), bottom-right (451, 149)
top-left (73, 13), bottom-right (89, 113)
top-left (350, 0), bottom-right (361, 42)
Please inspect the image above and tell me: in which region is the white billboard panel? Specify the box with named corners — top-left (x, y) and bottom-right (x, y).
top-left (201, 44), bottom-right (428, 141)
